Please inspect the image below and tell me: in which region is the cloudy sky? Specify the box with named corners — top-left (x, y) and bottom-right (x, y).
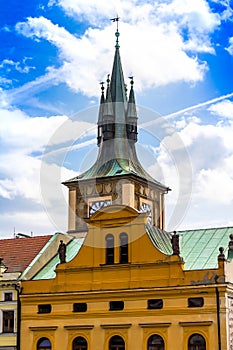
top-left (0, 0), bottom-right (233, 238)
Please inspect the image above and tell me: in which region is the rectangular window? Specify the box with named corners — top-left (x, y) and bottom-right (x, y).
top-left (73, 303), bottom-right (87, 312)
top-left (188, 297), bottom-right (204, 307)
top-left (38, 304), bottom-right (52, 314)
top-left (147, 299), bottom-right (163, 309)
top-left (109, 301), bottom-right (124, 311)
top-left (3, 311), bottom-right (14, 333)
top-left (4, 292), bottom-right (13, 301)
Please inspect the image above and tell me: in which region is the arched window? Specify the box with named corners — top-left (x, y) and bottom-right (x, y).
top-left (188, 333), bottom-right (206, 350)
top-left (147, 334), bottom-right (164, 350)
top-left (72, 336), bottom-right (88, 350)
top-left (119, 233), bottom-right (128, 264)
top-left (37, 337), bottom-right (51, 350)
top-left (106, 234), bottom-right (114, 264)
top-left (109, 335), bottom-right (125, 350)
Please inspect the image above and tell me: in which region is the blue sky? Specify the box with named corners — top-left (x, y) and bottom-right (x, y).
top-left (0, 0), bottom-right (233, 238)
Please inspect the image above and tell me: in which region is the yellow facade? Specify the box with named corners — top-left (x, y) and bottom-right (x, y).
top-left (20, 206), bottom-right (232, 349)
top-left (0, 284), bottom-right (18, 350)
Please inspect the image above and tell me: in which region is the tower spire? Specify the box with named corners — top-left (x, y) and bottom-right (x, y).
top-left (71, 26), bottom-right (162, 183)
top-left (63, 23), bottom-right (170, 233)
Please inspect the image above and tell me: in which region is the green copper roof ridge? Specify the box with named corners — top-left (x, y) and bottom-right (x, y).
top-left (178, 226), bottom-right (233, 233)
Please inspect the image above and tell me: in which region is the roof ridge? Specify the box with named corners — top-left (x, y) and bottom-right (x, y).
top-left (178, 226), bottom-right (233, 233)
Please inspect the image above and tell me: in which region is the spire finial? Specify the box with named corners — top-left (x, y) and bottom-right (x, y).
top-left (129, 76), bottom-right (134, 87)
top-left (106, 74), bottom-right (110, 87)
top-left (111, 16), bottom-right (120, 48)
top-left (100, 81), bottom-right (105, 95)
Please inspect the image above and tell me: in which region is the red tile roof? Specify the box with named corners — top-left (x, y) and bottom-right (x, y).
top-left (0, 235), bottom-right (52, 273)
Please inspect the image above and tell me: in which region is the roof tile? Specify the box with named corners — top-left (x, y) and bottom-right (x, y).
top-left (0, 235), bottom-right (52, 273)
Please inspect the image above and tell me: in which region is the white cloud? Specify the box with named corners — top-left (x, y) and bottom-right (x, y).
top-left (0, 154), bottom-right (42, 201)
top-left (0, 108), bottom-right (67, 152)
top-left (158, 0), bottom-right (220, 31)
top-left (1, 0), bottom-right (231, 236)
top-left (0, 108), bottom-right (94, 152)
top-left (0, 58), bottom-right (35, 74)
top-left (14, 0), bottom-right (222, 99)
top-left (226, 37), bottom-right (233, 55)
top-left (209, 99), bottom-right (233, 119)
top-left (0, 106), bottom-right (94, 205)
top-left (150, 111), bottom-right (233, 229)
top-left (158, 0), bottom-right (220, 54)
top-left (0, 209), bottom-right (63, 238)
top-left (196, 164), bottom-right (233, 205)
top-left (57, 0), bottom-right (220, 54)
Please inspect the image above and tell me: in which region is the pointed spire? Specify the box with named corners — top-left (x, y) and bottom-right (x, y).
top-left (97, 82), bottom-right (105, 146)
top-left (104, 74), bottom-right (113, 116)
top-left (126, 77), bottom-right (138, 142)
top-left (110, 26), bottom-right (127, 106)
top-left (127, 77), bottom-right (137, 118)
top-left (102, 74), bottom-right (114, 141)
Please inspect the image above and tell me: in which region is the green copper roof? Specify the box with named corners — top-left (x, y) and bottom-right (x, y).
top-left (33, 237), bottom-right (84, 280)
top-left (31, 226), bottom-right (233, 281)
top-left (145, 224), bottom-right (173, 255)
top-left (65, 157), bottom-right (165, 187)
top-left (20, 232), bottom-right (61, 280)
top-left (145, 225), bottom-right (232, 270)
top-left (179, 226), bottom-right (232, 270)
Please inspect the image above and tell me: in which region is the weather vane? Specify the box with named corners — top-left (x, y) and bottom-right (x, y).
top-left (111, 16), bottom-right (120, 48)
top-left (110, 16), bottom-right (120, 31)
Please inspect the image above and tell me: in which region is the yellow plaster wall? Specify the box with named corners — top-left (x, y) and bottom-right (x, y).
top-left (20, 206), bottom-right (230, 350)
top-left (20, 285), bottom-right (223, 350)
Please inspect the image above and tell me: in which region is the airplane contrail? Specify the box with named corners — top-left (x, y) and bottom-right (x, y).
top-left (140, 92), bottom-right (233, 128)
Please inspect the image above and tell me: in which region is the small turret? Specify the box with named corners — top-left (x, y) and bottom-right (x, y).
top-left (97, 82), bottom-right (105, 146)
top-left (126, 76), bottom-right (138, 142)
top-left (102, 74), bottom-right (114, 141)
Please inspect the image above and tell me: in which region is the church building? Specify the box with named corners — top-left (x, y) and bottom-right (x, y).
top-left (20, 26), bottom-right (233, 350)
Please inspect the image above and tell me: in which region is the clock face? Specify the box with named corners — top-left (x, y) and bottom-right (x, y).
top-left (89, 199), bottom-right (111, 216)
top-left (140, 202), bottom-right (152, 224)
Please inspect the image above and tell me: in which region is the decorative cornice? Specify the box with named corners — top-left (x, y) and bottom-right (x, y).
top-left (139, 322), bottom-right (171, 328)
top-left (29, 326), bottom-right (58, 331)
top-left (64, 325), bottom-right (94, 330)
top-left (179, 321), bottom-right (213, 327)
top-left (101, 323), bottom-right (131, 329)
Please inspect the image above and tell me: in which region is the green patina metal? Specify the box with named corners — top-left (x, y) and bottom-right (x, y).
top-left (33, 237), bottom-right (84, 280)
top-left (178, 226), bottom-right (233, 270)
top-left (63, 29), bottom-right (167, 190)
top-left (32, 227), bottom-right (232, 280)
top-left (145, 224), bottom-right (173, 255)
top-left (145, 225), bottom-right (233, 270)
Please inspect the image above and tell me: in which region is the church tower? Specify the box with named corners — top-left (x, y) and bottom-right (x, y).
top-left (63, 27), bottom-right (170, 233)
